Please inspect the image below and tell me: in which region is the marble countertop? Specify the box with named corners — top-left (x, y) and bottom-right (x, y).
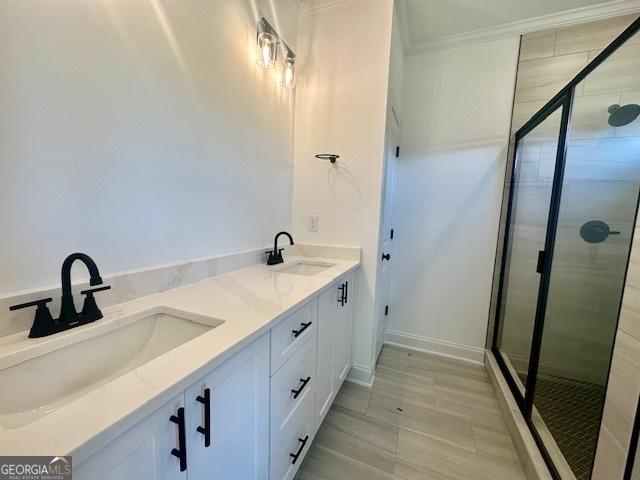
top-left (0, 247), bottom-right (360, 462)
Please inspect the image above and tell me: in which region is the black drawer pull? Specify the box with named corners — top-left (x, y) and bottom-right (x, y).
top-left (196, 388), bottom-right (211, 447)
top-left (344, 281), bottom-right (349, 304)
top-left (292, 322), bottom-right (312, 338)
top-left (338, 283), bottom-right (345, 306)
top-left (291, 377), bottom-right (311, 399)
top-left (170, 407), bottom-right (187, 472)
top-left (290, 435), bottom-right (310, 465)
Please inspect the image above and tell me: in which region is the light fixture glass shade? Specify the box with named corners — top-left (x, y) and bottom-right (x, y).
top-left (281, 57), bottom-right (295, 88)
top-left (256, 31), bottom-right (277, 69)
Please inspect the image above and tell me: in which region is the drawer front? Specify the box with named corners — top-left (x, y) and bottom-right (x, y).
top-left (270, 334), bottom-right (317, 453)
top-left (269, 389), bottom-right (315, 480)
top-left (270, 300), bottom-right (317, 374)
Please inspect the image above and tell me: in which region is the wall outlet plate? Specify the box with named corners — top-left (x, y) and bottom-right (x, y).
top-left (308, 215), bottom-right (319, 232)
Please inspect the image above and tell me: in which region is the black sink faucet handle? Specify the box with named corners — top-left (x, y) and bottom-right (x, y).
top-left (80, 285), bottom-right (111, 323)
top-left (9, 298), bottom-right (57, 338)
top-left (80, 285), bottom-right (111, 295)
top-left (9, 297), bottom-right (53, 312)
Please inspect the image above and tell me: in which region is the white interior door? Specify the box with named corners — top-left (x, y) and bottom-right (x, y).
top-left (376, 102), bottom-right (400, 360)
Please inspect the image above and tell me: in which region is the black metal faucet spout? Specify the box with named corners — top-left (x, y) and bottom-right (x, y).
top-left (59, 253), bottom-right (104, 324)
top-left (268, 231), bottom-right (294, 265)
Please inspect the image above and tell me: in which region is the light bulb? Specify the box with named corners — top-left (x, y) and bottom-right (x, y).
top-left (262, 41), bottom-right (272, 68)
top-left (256, 32), bottom-right (276, 69)
top-left (281, 58), bottom-right (295, 89)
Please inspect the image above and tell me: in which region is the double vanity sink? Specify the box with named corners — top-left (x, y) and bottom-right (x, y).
top-left (0, 260), bottom-right (335, 430)
top-left (0, 252), bottom-right (357, 480)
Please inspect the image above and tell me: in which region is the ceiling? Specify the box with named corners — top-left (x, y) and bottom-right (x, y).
top-left (397, 0), bottom-right (640, 53)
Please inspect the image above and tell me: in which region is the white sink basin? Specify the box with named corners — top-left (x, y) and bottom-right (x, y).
top-left (276, 261), bottom-right (334, 276)
top-left (0, 306), bottom-right (223, 429)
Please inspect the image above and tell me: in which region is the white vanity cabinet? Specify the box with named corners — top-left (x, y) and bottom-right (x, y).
top-left (74, 269), bottom-right (356, 480)
top-left (316, 272), bottom-right (355, 428)
top-left (75, 334), bottom-right (269, 480)
top-left (75, 392), bottom-right (187, 480)
top-left (184, 334), bottom-right (270, 480)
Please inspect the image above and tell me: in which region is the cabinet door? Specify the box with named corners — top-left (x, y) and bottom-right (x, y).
top-left (334, 272), bottom-right (354, 386)
top-left (74, 393), bottom-right (187, 480)
top-left (185, 334), bottom-right (270, 480)
top-left (316, 284), bottom-right (338, 426)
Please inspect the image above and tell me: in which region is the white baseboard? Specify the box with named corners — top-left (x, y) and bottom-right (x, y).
top-left (385, 329), bottom-right (485, 364)
top-left (345, 363), bottom-right (375, 388)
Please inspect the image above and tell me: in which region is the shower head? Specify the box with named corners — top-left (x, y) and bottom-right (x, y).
top-left (608, 104), bottom-right (640, 127)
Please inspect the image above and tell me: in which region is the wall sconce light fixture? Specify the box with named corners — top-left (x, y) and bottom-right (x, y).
top-left (256, 20), bottom-right (277, 69)
top-left (257, 17), bottom-right (296, 89)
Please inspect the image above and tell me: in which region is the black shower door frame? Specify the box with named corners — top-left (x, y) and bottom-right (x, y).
top-left (491, 15), bottom-right (640, 479)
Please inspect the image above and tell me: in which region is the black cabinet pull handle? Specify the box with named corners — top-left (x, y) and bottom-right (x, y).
top-left (290, 435), bottom-right (310, 465)
top-left (291, 377), bottom-right (311, 399)
top-left (338, 283), bottom-right (345, 306)
top-left (170, 407), bottom-right (187, 472)
top-left (292, 322), bottom-right (312, 338)
top-left (196, 388), bottom-right (211, 447)
top-left (382, 253), bottom-right (391, 261)
top-left (344, 281), bottom-right (349, 304)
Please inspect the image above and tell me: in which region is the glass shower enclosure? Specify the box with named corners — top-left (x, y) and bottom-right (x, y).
top-left (492, 16), bottom-right (640, 480)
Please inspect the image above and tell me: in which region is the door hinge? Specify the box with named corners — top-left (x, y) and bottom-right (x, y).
top-left (536, 250), bottom-right (546, 274)
top-left (395, 146), bottom-right (400, 157)
top-left (384, 305), bottom-right (389, 316)
top-left (390, 228), bottom-right (394, 239)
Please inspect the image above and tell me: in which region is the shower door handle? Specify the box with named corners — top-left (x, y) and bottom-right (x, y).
top-left (536, 250), bottom-right (545, 274)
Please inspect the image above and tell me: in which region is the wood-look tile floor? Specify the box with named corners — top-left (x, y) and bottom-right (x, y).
top-left (295, 345), bottom-right (526, 480)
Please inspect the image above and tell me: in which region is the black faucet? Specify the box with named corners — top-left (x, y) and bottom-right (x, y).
top-left (267, 231), bottom-right (294, 265)
top-left (10, 253), bottom-right (111, 338)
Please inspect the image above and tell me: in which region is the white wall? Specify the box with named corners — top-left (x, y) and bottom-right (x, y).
top-left (0, 0), bottom-right (297, 294)
top-left (292, 0), bottom-right (394, 384)
top-left (388, 6), bottom-right (405, 108)
top-left (387, 38), bottom-right (520, 362)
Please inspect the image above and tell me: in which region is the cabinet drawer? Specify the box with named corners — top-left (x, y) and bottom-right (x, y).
top-left (270, 300), bottom-right (316, 374)
top-left (269, 386), bottom-right (315, 480)
top-left (270, 334), bottom-right (316, 453)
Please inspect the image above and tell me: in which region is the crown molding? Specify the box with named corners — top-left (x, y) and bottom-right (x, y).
top-left (403, 0), bottom-right (640, 56)
top-left (395, 0), bottom-right (411, 55)
top-left (298, 0), bottom-right (354, 16)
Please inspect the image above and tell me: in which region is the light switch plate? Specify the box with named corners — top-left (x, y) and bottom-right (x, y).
top-left (308, 215), bottom-right (319, 232)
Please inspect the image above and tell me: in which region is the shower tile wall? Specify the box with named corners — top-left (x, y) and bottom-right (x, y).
top-left (593, 224), bottom-right (640, 479)
top-left (494, 13), bottom-right (640, 384)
